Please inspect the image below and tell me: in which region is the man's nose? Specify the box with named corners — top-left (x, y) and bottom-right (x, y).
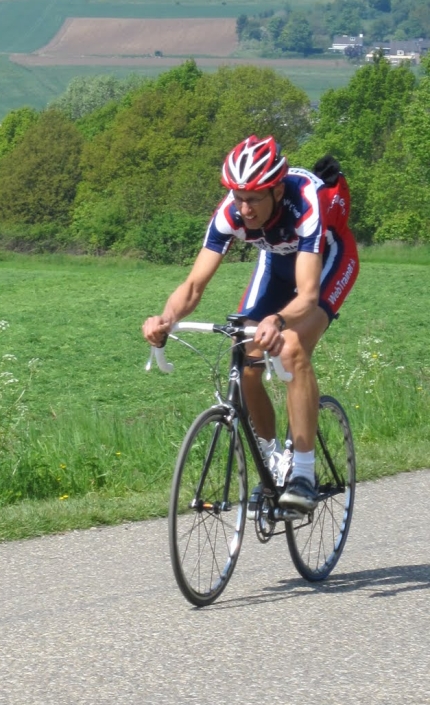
top-left (240, 201), bottom-right (253, 215)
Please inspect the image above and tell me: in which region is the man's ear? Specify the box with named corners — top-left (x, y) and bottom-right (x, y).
top-left (273, 183), bottom-right (285, 203)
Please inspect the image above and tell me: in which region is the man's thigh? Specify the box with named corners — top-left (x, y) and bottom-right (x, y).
top-left (285, 306), bottom-right (329, 357)
top-left (244, 306), bottom-right (329, 359)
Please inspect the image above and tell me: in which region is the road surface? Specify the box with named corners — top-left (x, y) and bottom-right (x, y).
top-left (0, 470), bottom-right (429, 705)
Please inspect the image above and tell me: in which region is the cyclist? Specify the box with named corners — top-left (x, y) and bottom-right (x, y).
top-left (143, 135), bottom-right (359, 513)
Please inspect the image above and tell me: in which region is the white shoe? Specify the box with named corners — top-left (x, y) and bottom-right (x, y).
top-left (275, 445), bottom-right (293, 487)
top-left (258, 437), bottom-right (279, 480)
top-left (258, 438), bottom-right (293, 487)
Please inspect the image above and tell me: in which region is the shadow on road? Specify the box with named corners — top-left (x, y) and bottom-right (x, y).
top-left (206, 563), bottom-right (430, 610)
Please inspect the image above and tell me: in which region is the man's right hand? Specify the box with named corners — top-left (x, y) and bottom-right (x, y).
top-left (142, 316), bottom-right (172, 348)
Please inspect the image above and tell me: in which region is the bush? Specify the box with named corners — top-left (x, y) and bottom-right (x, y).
top-left (140, 210), bottom-right (208, 264)
top-left (71, 196), bottom-right (131, 253)
top-left (374, 210), bottom-right (430, 244)
top-left (0, 222), bottom-right (72, 252)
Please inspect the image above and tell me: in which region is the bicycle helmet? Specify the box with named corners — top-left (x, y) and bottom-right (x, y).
top-left (221, 135), bottom-right (288, 191)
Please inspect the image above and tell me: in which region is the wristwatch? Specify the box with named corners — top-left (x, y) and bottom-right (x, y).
top-left (274, 313), bottom-right (286, 331)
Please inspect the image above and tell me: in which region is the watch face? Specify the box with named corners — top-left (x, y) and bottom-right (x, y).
top-left (276, 314), bottom-right (286, 331)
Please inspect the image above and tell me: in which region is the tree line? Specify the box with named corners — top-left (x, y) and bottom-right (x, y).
top-left (236, 0), bottom-right (430, 56)
top-left (0, 56), bottom-right (429, 262)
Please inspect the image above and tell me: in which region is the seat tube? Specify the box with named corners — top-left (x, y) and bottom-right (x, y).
top-left (226, 336), bottom-right (246, 409)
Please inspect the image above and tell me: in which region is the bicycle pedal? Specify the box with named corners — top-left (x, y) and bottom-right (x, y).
top-left (274, 507), bottom-right (306, 522)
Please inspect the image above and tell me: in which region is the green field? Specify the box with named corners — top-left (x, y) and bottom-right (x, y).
top-left (0, 55), bottom-right (357, 118)
top-left (0, 246), bottom-right (429, 541)
top-left (0, 55), bottom-right (163, 116)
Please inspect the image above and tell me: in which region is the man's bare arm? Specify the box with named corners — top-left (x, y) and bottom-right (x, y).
top-left (278, 250), bottom-right (322, 326)
top-left (253, 251), bottom-right (323, 355)
top-left (143, 248), bottom-right (224, 346)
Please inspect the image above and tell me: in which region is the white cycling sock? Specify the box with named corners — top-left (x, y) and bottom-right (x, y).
top-left (291, 450), bottom-right (315, 484)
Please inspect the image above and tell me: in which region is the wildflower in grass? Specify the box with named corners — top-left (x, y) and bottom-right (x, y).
top-left (59, 463), bottom-right (67, 469)
top-left (0, 372), bottom-right (18, 384)
top-left (115, 451), bottom-right (121, 456)
top-left (59, 494), bottom-right (69, 501)
top-left (0, 322), bottom-right (31, 457)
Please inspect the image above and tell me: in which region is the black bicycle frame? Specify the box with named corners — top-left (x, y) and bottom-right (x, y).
top-left (215, 315), bottom-right (277, 494)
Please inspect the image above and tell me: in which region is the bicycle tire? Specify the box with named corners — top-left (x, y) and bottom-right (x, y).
top-left (168, 407), bottom-right (248, 607)
top-left (286, 395), bottom-right (356, 581)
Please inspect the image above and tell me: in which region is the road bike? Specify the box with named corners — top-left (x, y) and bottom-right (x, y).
top-left (147, 314), bottom-right (356, 607)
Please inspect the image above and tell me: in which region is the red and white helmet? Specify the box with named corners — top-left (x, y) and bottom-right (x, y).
top-left (221, 135), bottom-right (288, 191)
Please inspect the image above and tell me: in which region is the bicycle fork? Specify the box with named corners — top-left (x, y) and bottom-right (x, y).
top-left (191, 407), bottom-right (241, 514)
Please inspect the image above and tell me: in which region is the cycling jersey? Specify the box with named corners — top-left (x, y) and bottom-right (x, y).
top-left (203, 167), bottom-right (359, 321)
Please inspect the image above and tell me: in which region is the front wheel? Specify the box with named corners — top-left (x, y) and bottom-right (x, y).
top-left (286, 395), bottom-right (356, 581)
top-left (168, 407), bottom-right (247, 607)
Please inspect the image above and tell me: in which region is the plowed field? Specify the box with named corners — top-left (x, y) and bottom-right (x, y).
top-left (9, 17), bottom-right (347, 73)
top-left (15, 17), bottom-right (238, 59)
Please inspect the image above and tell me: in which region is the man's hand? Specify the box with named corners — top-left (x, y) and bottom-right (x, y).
top-left (142, 315), bottom-right (172, 348)
top-left (253, 316), bottom-right (285, 356)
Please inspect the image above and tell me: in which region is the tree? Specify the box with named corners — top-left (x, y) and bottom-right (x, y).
top-left (267, 16), bottom-right (287, 42)
top-left (236, 14), bottom-right (248, 39)
top-left (368, 0), bottom-right (391, 11)
top-left (240, 18), bottom-right (263, 42)
top-left (0, 110), bottom-right (83, 225)
top-left (203, 65), bottom-right (311, 156)
top-left (365, 55), bottom-right (430, 243)
top-left (279, 14), bottom-right (313, 55)
top-left (71, 63), bottom-right (311, 256)
top-left (50, 74), bottom-right (147, 121)
top-left (367, 16), bottom-right (393, 43)
top-left (323, 0), bottom-right (365, 37)
top-left (292, 58), bottom-right (417, 242)
top-left (344, 45), bottom-right (363, 61)
top-left (155, 58), bottom-right (203, 92)
top-left (0, 107), bottom-right (39, 160)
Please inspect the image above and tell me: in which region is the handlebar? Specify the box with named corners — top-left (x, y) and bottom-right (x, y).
top-left (145, 321), bottom-right (293, 383)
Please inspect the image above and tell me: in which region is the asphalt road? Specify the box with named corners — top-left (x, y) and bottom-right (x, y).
top-left (1, 470), bottom-right (429, 705)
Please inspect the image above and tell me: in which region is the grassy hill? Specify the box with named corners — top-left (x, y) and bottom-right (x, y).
top-left (0, 0), bottom-right (345, 120)
top-left (0, 0), bottom-right (324, 53)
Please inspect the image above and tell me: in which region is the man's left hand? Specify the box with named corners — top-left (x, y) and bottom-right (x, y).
top-left (253, 316), bottom-right (285, 356)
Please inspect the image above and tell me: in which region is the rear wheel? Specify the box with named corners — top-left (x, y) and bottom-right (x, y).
top-left (169, 407), bottom-right (247, 607)
top-left (286, 395), bottom-right (355, 581)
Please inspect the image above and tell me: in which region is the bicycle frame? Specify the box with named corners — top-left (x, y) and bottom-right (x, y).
top-left (153, 314), bottom-right (356, 604)
top-left (217, 315), bottom-right (278, 496)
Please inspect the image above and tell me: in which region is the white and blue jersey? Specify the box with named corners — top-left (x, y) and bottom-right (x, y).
top-left (203, 167), bottom-right (358, 321)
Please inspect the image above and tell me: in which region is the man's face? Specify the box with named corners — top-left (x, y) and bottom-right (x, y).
top-left (232, 184), bottom-right (284, 230)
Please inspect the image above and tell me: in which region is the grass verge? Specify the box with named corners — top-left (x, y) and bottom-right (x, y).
top-left (0, 244), bottom-right (429, 541)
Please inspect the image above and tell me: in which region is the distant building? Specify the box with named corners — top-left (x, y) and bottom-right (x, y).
top-left (365, 38), bottom-right (430, 65)
top-left (330, 34), bottom-right (364, 54)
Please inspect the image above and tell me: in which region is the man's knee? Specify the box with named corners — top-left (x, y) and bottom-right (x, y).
top-left (279, 337), bottom-right (306, 371)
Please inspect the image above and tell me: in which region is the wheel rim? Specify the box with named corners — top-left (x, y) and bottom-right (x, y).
top-left (286, 397), bottom-right (355, 580)
top-left (170, 412), bottom-right (247, 605)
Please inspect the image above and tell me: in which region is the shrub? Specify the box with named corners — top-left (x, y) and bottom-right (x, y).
top-left (374, 210), bottom-right (430, 244)
top-left (140, 210), bottom-right (208, 264)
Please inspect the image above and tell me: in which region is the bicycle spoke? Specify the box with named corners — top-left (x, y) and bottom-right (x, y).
top-left (169, 408), bottom-right (247, 606)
